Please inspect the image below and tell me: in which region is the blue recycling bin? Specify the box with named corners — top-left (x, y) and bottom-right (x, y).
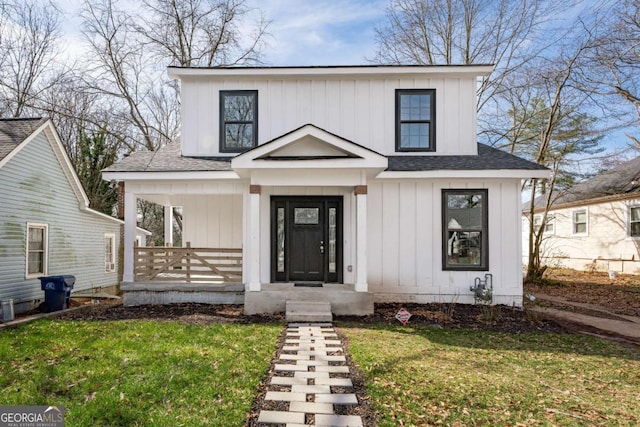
top-left (39, 275), bottom-right (75, 312)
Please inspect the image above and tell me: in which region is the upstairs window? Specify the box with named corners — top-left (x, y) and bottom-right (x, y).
top-left (572, 209), bottom-right (588, 235)
top-left (630, 206), bottom-right (640, 237)
top-left (396, 89), bottom-right (435, 152)
top-left (26, 223), bottom-right (48, 277)
top-left (220, 90), bottom-right (258, 153)
top-left (442, 189), bottom-right (488, 270)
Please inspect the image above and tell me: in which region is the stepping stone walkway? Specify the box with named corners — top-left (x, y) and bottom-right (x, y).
top-left (257, 323), bottom-right (364, 427)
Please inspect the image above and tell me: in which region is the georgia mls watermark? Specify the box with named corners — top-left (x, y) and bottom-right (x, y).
top-left (0, 406), bottom-right (64, 427)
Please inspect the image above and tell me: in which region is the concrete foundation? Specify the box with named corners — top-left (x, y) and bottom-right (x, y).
top-left (244, 283), bottom-right (374, 316)
top-left (121, 282), bottom-right (244, 306)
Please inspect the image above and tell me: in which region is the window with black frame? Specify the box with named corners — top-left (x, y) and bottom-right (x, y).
top-left (220, 90), bottom-right (257, 152)
top-left (396, 89), bottom-right (435, 151)
top-left (442, 189), bottom-right (488, 270)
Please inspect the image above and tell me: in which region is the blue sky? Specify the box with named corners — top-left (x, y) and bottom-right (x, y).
top-left (58, 0), bottom-right (389, 66)
top-left (247, 0), bottom-right (388, 65)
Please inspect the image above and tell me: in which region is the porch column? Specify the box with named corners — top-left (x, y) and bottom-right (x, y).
top-left (123, 186), bottom-right (136, 283)
top-left (248, 185), bottom-right (261, 291)
top-left (355, 185), bottom-right (368, 292)
top-left (164, 206), bottom-right (173, 246)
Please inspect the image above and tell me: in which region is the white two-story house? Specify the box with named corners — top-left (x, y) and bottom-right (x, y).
top-left (103, 65), bottom-right (549, 315)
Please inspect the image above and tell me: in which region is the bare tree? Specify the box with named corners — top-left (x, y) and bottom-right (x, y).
top-left (0, 0), bottom-right (64, 117)
top-left (80, 0), bottom-right (268, 242)
top-left (80, 0), bottom-right (172, 152)
top-left (371, 0), bottom-right (559, 109)
top-left (137, 0), bottom-right (269, 67)
top-left (517, 32), bottom-right (605, 282)
top-left (589, 0), bottom-right (640, 148)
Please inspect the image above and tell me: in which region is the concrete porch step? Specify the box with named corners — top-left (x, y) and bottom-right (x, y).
top-left (286, 300), bottom-right (332, 322)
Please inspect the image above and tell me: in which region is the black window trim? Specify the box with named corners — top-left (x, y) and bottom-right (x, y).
top-left (395, 88), bottom-right (436, 152)
top-left (219, 89), bottom-right (258, 153)
top-left (442, 189), bottom-right (489, 271)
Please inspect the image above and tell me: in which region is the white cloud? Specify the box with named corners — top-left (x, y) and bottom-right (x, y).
top-left (247, 0), bottom-right (388, 65)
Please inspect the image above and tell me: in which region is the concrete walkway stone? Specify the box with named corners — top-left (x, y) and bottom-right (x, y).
top-left (255, 323), bottom-right (365, 426)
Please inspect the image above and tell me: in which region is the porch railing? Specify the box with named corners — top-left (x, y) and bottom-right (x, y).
top-left (134, 243), bottom-right (242, 283)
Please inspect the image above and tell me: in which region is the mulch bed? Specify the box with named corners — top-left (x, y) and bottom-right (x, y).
top-left (57, 302), bottom-right (566, 334)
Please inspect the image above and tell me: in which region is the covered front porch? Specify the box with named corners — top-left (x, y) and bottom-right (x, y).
top-left (104, 125), bottom-right (387, 315)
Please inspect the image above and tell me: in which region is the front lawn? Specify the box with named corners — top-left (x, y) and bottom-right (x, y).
top-left (342, 324), bottom-right (640, 426)
top-left (0, 320), bottom-right (281, 426)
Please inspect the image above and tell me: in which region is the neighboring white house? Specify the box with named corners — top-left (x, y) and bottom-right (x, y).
top-left (103, 65), bottom-right (549, 315)
top-left (523, 156), bottom-right (640, 274)
top-left (0, 118), bottom-right (150, 313)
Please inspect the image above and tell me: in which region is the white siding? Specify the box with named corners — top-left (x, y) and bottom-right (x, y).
top-left (180, 74), bottom-right (478, 157)
top-left (0, 131), bottom-right (122, 311)
top-left (368, 178), bottom-right (524, 305)
top-left (181, 195), bottom-right (243, 248)
top-left (524, 199), bottom-right (640, 274)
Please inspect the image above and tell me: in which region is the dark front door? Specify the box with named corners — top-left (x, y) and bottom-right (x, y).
top-left (271, 197), bottom-right (342, 283)
top-left (290, 201), bottom-right (324, 281)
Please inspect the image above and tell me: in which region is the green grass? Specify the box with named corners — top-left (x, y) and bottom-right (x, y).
top-left (0, 320), bottom-right (281, 426)
top-left (340, 324), bottom-right (640, 427)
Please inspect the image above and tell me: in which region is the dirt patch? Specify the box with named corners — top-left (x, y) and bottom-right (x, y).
top-left (526, 268), bottom-right (640, 317)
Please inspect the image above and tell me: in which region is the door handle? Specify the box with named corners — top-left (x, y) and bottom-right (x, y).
top-left (320, 240), bottom-right (325, 254)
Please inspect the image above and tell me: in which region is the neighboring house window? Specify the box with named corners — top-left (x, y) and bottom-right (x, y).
top-left (26, 223), bottom-right (48, 277)
top-left (396, 89), bottom-right (436, 152)
top-left (630, 206), bottom-right (640, 237)
top-left (442, 189), bottom-right (488, 270)
top-left (105, 233), bottom-right (116, 272)
top-left (572, 209), bottom-right (588, 235)
top-left (220, 90), bottom-right (258, 152)
top-left (533, 214), bottom-right (555, 234)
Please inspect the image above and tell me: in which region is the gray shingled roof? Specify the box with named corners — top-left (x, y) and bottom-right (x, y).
top-left (0, 117), bottom-right (47, 162)
top-left (387, 143), bottom-right (548, 171)
top-left (104, 140), bottom-right (547, 173)
top-left (103, 141), bottom-right (232, 172)
top-left (542, 156), bottom-right (640, 208)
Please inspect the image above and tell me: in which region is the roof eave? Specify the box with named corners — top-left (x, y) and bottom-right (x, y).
top-left (168, 64), bottom-right (494, 80)
top-left (103, 170), bottom-right (240, 181)
top-left (378, 169), bottom-right (550, 179)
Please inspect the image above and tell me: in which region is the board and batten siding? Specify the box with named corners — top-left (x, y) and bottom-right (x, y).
top-left (0, 130), bottom-right (121, 311)
top-left (180, 75), bottom-right (478, 157)
top-left (368, 178), bottom-right (524, 305)
top-left (181, 195), bottom-right (243, 248)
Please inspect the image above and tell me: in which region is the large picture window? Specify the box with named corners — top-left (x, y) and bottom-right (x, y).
top-left (442, 190), bottom-right (488, 270)
top-left (26, 223), bottom-right (48, 277)
top-left (396, 89), bottom-right (435, 152)
top-left (220, 90), bottom-right (258, 152)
